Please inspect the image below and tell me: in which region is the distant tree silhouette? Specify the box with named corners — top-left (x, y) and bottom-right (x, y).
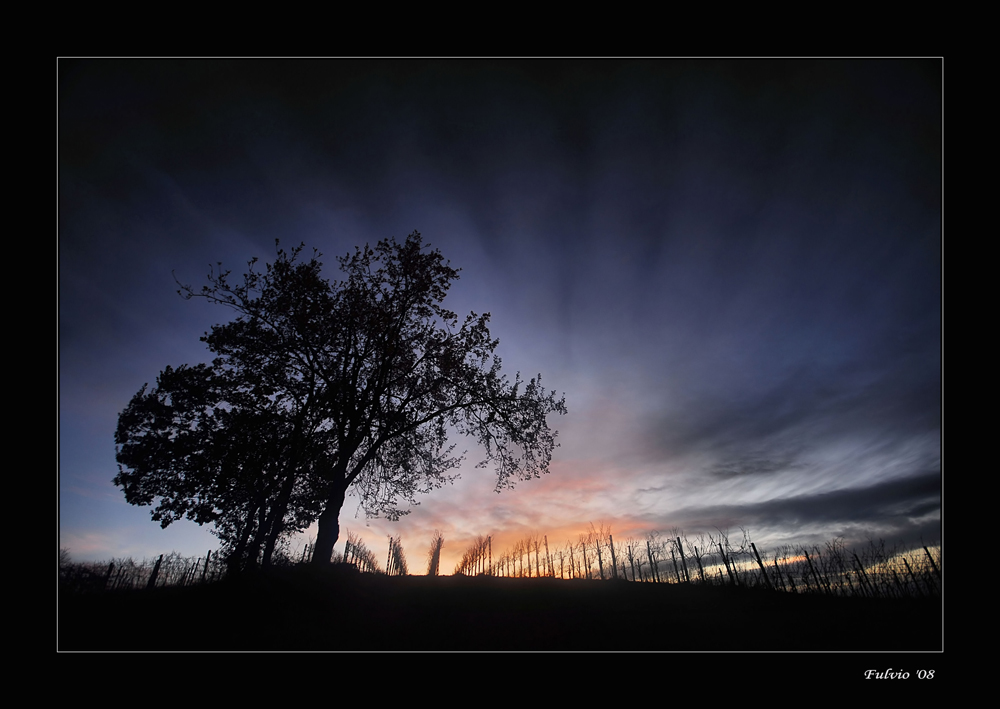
top-left (114, 232), bottom-right (566, 568)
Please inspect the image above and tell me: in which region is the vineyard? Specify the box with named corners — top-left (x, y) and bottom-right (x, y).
top-left (59, 527), bottom-right (941, 650)
top-left (59, 526), bottom-right (940, 602)
top-left (59, 549), bottom-right (228, 594)
top-left (450, 527), bottom-right (941, 601)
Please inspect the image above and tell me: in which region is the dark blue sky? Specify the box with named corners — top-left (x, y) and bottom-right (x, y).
top-left (59, 60), bottom-right (940, 568)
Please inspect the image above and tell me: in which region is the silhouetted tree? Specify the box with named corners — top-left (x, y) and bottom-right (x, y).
top-left (114, 362), bottom-right (319, 572)
top-left (115, 232), bottom-right (566, 567)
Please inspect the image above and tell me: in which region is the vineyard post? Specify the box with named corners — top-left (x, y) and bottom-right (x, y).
top-left (804, 550), bottom-right (827, 595)
top-left (718, 543), bottom-right (735, 586)
top-left (852, 553), bottom-right (876, 598)
top-left (677, 538), bottom-right (690, 583)
top-left (852, 571), bottom-right (866, 597)
top-left (772, 556), bottom-right (785, 592)
top-left (816, 548), bottom-right (834, 594)
top-left (146, 554), bottom-right (163, 590)
top-left (844, 571), bottom-right (856, 596)
top-left (920, 565), bottom-right (936, 596)
top-left (609, 534), bottom-right (618, 580)
top-left (596, 538), bottom-right (605, 580)
top-left (902, 557), bottom-right (925, 598)
top-left (751, 543), bottom-right (773, 590)
top-left (671, 548), bottom-right (681, 583)
top-left (923, 546), bottom-right (940, 578)
top-left (646, 541), bottom-right (659, 583)
top-left (891, 568), bottom-right (906, 598)
top-left (694, 546), bottom-right (705, 584)
top-left (919, 549), bottom-right (939, 595)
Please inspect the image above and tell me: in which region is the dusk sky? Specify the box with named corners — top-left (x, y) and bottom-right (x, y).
top-left (59, 59), bottom-right (941, 572)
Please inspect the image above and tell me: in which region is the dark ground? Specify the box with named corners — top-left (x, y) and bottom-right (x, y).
top-left (58, 566), bottom-right (941, 651)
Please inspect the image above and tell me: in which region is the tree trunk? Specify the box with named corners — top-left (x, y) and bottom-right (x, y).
top-left (311, 485), bottom-right (347, 565)
top-left (244, 500), bottom-right (271, 571)
top-left (261, 472), bottom-right (297, 567)
top-left (227, 497), bottom-right (262, 576)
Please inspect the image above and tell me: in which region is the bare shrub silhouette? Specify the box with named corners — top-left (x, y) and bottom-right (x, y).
top-left (342, 531), bottom-right (382, 573)
top-left (386, 536), bottom-right (408, 576)
top-left (426, 531), bottom-right (444, 576)
top-left (454, 535), bottom-right (491, 575)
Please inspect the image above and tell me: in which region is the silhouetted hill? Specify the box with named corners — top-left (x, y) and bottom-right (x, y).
top-left (59, 566), bottom-right (940, 651)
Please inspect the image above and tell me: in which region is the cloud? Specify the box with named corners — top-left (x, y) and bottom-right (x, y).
top-left (656, 469), bottom-right (940, 546)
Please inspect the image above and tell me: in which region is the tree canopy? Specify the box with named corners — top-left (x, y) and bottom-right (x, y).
top-left (114, 232), bottom-right (567, 570)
